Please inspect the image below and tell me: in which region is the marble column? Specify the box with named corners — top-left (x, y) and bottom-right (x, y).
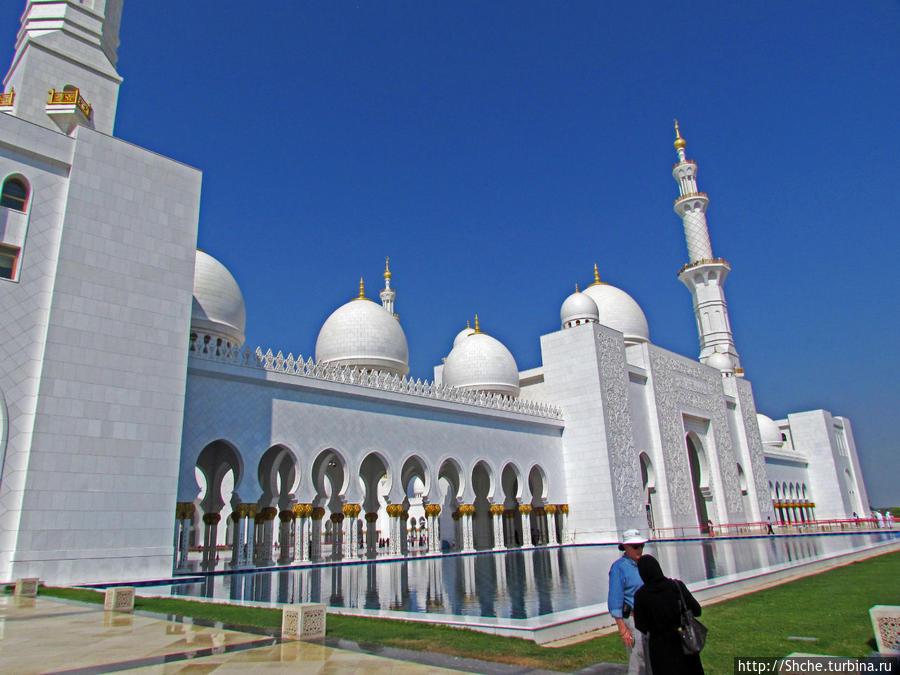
top-left (424, 504), bottom-right (441, 554)
top-left (310, 507), bottom-right (326, 562)
top-left (452, 509), bottom-right (462, 551)
top-left (400, 510), bottom-right (410, 555)
top-left (342, 504), bottom-right (361, 558)
top-left (257, 507), bottom-right (277, 565)
top-left (459, 504), bottom-right (476, 552)
top-left (490, 504), bottom-right (505, 550)
top-left (386, 504), bottom-right (403, 556)
top-left (557, 504), bottom-right (569, 544)
top-left (292, 503), bottom-right (313, 562)
top-left (201, 512), bottom-right (220, 568)
top-left (231, 503), bottom-right (257, 568)
top-left (175, 502), bottom-right (195, 569)
top-left (330, 512), bottom-right (345, 560)
top-left (364, 511), bottom-right (379, 557)
top-left (519, 504), bottom-right (533, 547)
top-left (545, 504), bottom-right (559, 545)
top-left (278, 510), bottom-right (295, 563)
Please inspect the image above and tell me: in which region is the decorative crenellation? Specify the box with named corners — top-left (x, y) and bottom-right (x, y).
top-left (188, 339), bottom-right (563, 420)
top-left (649, 350), bottom-right (743, 514)
top-left (736, 379), bottom-right (777, 517)
top-left (596, 329), bottom-right (645, 518)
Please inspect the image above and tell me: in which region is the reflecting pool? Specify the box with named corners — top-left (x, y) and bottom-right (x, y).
top-left (152, 532), bottom-right (896, 620)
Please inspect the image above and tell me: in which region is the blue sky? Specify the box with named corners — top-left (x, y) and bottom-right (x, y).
top-left (2, 2), bottom-right (897, 506)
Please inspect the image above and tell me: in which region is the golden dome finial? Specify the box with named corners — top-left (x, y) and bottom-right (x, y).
top-left (593, 263), bottom-right (601, 284)
top-left (674, 119), bottom-right (686, 150)
top-left (358, 277), bottom-right (365, 299)
top-left (466, 319), bottom-right (471, 329)
top-left (575, 282), bottom-right (579, 293)
top-left (474, 314), bottom-right (481, 333)
top-left (384, 256), bottom-right (391, 280)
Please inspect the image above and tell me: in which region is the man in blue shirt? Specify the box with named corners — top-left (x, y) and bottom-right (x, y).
top-left (608, 529), bottom-right (650, 674)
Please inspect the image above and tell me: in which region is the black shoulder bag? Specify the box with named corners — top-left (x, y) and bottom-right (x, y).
top-left (673, 579), bottom-right (707, 655)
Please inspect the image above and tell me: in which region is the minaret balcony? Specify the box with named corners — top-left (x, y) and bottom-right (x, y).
top-left (46, 87), bottom-right (93, 133)
top-left (0, 89), bottom-right (14, 114)
top-left (678, 257), bottom-right (730, 276)
top-left (673, 191), bottom-right (708, 206)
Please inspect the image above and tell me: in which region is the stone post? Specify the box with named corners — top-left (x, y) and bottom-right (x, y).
top-left (342, 504), bottom-right (361, 558)
top-left (519, 504), bottom-right (533, 547)
top-left (175, 502), bottom-right (195, 569)
top-left (309, 507), bottom-right (325, 561)
top-left (201, 512), bottom-right (220, 568)
top-left (490, 504), bottom-right (505, 550)
top-left (424, 504), bottom-right (441, 553)
top-left (459, 504), bottom-right (476, 552)
top-left (364, 511), bottom-right (379, 557)
top-left (278, 510), bottom-right (295, 563)
top-left (545, 504), bottom-right (559, 545)
top-left (292, 504), bottom-right (313, 562)
top-left (386, 504), bottom-right (403, 556)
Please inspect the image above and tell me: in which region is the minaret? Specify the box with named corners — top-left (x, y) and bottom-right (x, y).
top-left (672, 121), bottom-right (742, 374)
top-left (380, 257), bottom-right (397, 317)
top-left (2, 0), bottom-right (124, 135)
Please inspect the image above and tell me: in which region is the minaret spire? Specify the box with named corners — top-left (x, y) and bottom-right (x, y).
top-left (671, 122), bottom-right (742, 374)
top-left (380, 257), bottom-right (397, 317)
top-left (2, 1), bottom-right (124, 135)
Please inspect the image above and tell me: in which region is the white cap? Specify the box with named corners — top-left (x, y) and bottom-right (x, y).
top-left (620, 528), bottom-right (647, 545)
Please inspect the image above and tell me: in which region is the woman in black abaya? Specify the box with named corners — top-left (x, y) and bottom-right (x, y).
top-left (633, 554), bottom-right (705, 674)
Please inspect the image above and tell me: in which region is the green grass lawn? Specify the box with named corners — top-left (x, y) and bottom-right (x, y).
top-left (35, 550), bottom-right (899, 674)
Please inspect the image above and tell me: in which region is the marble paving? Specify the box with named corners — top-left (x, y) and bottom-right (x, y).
top-left (0, 596), bottom-right (466, 674)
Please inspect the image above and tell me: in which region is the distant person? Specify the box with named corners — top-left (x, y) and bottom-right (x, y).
top-left (766, 516), bottom-right (774, 535)
top-left (608, 529), bottom-right (650, 674)
top-left (634, 554), bottom-right (705, 675)
top-left (887, 511), bottom-right (895, 528)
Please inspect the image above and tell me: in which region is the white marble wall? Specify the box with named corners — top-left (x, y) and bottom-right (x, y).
top-left (0, 118), bottom-right (201, 584)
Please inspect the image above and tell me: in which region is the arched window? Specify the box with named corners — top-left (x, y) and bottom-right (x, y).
top-left (1, 176), bottom-right (28, 211)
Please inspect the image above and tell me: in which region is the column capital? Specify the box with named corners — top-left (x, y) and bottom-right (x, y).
top-left (364, 512), bottom-right (379, 523)
top-left (311, 506), bottom-right (326, 521)
top-left (544, 504), bottom-right (558, 514)
top-left (489, 504), bottom-right (505, 516)
top-left (518, 504), bottom-right (533, 515)
top-left (386, 503), bottom-right (404, 517)
top-left (424, 504), bottom-right (441, 517)
top-left (342, 503), bottom-right (361, 517)
top-left (175, 502), bottom-right (195, 519)
top-left (202, 512), bottom-right (220, 525)
top-left (278, 510), bottom-right (295, 523)
top-left (293, 503), bottom-right (313, 518)
top-left (459, 503), bottom-right (476, 516)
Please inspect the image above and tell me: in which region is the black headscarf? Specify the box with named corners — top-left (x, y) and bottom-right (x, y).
top-left (637, 554), bottom-right (666, 585)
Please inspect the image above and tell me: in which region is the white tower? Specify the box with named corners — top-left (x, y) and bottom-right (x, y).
top-left (672, 121), bottom-right (742, 374)
top-left (2, 0), bottom-right (124, 135)
top-left (380, 257), bottom-right (397, 317)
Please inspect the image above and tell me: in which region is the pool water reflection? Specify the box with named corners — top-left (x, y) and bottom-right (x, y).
top-left (160, 532), bottom-right (896, 620)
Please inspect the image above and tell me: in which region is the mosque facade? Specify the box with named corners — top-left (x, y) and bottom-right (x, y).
top-left (0, 1), bottom-right (871, 585)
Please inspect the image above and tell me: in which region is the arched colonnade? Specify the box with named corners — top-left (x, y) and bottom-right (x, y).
top-left (174, 440), bottom-right (570, 570)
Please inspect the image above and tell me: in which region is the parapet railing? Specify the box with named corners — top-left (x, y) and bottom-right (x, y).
top-left (188, 337), bottom-right (563, 420)
top-left (652, 517), bottom-right (890, 540)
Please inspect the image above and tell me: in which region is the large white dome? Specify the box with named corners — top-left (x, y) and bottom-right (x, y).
top-left (757, 413), bottom-right (783, 448)
top-left (582, 280), bottom-right (649, 344)
top-left (443, 327), bottom-right (520, 397)
top-left (315, 295), bottom-right (409, 376)
top-left (191, 250), bottom-right (246, 347)
top-left (560, 289), bottom-right (599, 328)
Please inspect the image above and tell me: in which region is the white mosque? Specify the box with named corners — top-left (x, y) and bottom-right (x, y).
top-left (0, 1), bottom-right (872, 586)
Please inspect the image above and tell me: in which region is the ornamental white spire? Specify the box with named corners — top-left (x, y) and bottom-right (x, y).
top-left (672, 122), bottom-right (742, 374)
top-left (3, 0), bottom-right (124, 135)
top-left (380, 257), bottom-right (397, 317)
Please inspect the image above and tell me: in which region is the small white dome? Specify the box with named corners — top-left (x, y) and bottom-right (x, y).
top-left (191, 250), bottom-right (246, 347)
top-left (560, 290), bottom-right (599, 328)
top-left (757, 414), bottom-right (783, 447)
top-left (443, 328), bottom-right (520, 397)
top-left (582, 281), bottom-right (650, 344)
top-left (315, 296), bottom-right (409, 376)
top-left (452, 322), bottom-right (476, 348)
top-left (706, 351), bottom-right (733, 373)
